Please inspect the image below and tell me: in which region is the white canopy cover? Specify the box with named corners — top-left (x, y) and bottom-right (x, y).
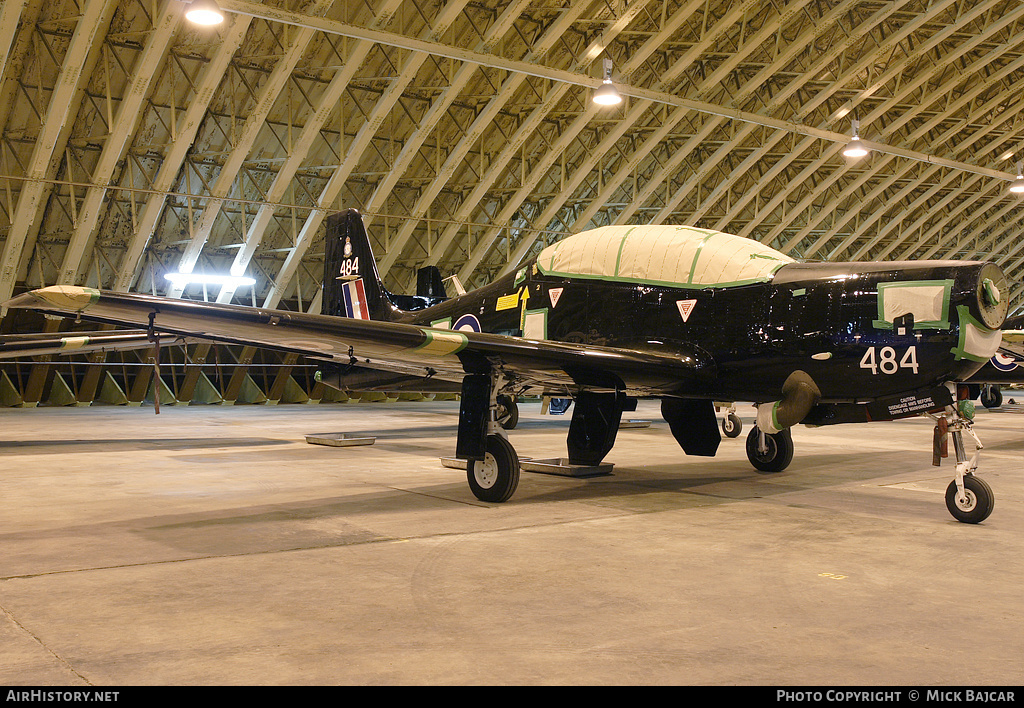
top-left (536, 225), bottom-right (793, 289)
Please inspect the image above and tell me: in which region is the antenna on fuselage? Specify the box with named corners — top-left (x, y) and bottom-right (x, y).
top-left (444, 274), bottom-right (467, 296)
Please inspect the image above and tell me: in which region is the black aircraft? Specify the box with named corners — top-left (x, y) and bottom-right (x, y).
top-left (2, 209), bottom-right (1009, 523)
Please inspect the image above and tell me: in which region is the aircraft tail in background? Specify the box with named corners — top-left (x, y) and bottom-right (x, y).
top-left (322, 209), bottom-right (448, 321)
top-left (323, 209), bottom-right (396, 321)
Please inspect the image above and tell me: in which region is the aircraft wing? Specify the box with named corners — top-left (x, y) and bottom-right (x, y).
top-left (998, 330), bottom-right (1024, 358)
top-left (3, 286), bottom-right (712, 395)
top-left (0, 330), bottom-right (195, 359)
top-left (963, 340), bottom-right (1024, 384)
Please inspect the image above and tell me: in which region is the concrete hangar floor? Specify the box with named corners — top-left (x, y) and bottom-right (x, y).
top-left (1, 398), bottom-right (1022, 686)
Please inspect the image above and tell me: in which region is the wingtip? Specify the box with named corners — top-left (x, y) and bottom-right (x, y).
top-left (7, 285), bottom-right (101, 312)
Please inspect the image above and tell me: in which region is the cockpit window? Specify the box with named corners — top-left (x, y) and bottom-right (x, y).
top-left (535, 225), bottom-right (793, 289)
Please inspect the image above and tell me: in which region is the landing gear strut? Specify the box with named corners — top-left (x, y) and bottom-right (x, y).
top-left (458, 372), bottom-right (521, 503)
top-left (934, 406), bottom-right (993, 524)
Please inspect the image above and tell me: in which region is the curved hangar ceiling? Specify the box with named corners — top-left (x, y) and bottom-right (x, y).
top-left (1, 0), bottom-right (1023, 319)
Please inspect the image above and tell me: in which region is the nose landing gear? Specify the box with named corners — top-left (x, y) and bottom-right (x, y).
top-left (932, 403), bottom-right (994, 524)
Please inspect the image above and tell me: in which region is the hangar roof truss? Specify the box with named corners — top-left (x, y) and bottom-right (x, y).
top-left (1, 0), bottom-right (1023, 316)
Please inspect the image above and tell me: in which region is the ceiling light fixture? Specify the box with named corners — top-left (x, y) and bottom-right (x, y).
top-left (1010, 162), bottom-right (1024, 194)
top-left (592, 58), bottom-right (622, 107)
top-left (842, 119), bottom-right (869, 158)
top-left (183, 0), bottom-right (225, 26)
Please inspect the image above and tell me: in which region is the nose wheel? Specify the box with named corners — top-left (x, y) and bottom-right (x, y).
top-left (945, 474), bottom-right (994, 524)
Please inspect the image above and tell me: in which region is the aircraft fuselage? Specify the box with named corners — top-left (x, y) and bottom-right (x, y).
top-left (388, 259), bottom-right (1003, 405)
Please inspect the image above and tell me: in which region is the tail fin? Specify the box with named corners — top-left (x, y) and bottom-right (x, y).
top-left (416, 266), bottom-right (447, 299)
top-left (323, 209), bottom-right (450, 319)
top-left (323, 209), bottom-right (399, 321)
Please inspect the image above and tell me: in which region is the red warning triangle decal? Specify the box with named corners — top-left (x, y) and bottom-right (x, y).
top-left (549, 288), bottom-right (563, 308)
top-left (677, 299), bottom-right (697, 322)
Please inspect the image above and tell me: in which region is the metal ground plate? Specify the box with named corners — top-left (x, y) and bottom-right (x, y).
top-left (305, 433), bottom-right (377, 447)
top-left (520, 457), bottom-right (614, 478)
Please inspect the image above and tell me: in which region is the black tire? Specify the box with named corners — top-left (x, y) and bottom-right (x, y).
top-left (496, 394), bottom-right (519, 430)
top-left (722, 413), bottom-right (742, 438)
top-left (980, 386), bottom-right (1002, 409)
top-left (467, 434), bottom-right (520, 503)
top-left (945, 475), bottom-right (994, 524)
top-left (745, 427), bottom-right (794, 473)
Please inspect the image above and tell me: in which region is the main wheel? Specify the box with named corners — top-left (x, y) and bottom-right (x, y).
top-left (548, 397), bottom-right (572, 415)
top-left (945, 474), bottom-right (994, 524)
top-left (722, 413), bottom-right (742, 438)
top-left (980, 386), bottom-right (1002, 409)
top-left (496, 394), bottom-right (519, 430)
top-left (745, 427), bottom-right (794, 473)
top-left (467, 434), bottom-right (520, 503)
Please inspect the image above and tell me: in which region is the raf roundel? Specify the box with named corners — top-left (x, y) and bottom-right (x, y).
top-left (991, 353), bottom-right (1018, 372)
top-left (452, 314), bottom-right (482, 332)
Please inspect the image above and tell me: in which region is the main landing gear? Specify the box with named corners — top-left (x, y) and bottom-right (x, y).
top-left (745, 427), bottom-right (794, 473)
top-left (744, 371), bottom-right (817, 474)
top-left (457, 375), bottom-right (629, 503)
top-left (979, 384), bottom-right (1002, 409)
top-left (932, 404), bottom-right (993, 524)
top-left (457, 374), bottom-right (521, 503)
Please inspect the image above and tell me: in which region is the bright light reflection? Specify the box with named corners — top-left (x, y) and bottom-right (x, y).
top-left (185, 0), bottom-right (224, 26)
top-left (165, 273), bottom-right (256, 287)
